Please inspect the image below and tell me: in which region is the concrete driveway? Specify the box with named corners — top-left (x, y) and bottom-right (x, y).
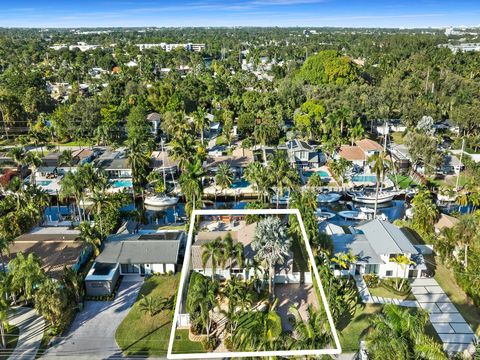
top-left (42, 278), bottom-right (143, 359)
top-left (275, 283), bottom-right (319, 331)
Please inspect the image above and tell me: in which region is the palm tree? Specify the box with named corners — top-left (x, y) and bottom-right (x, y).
top-left (168, 135), bottom-right (196, 171)
top-left (58, 150), bottom-right (75, 167)
top-left (222, 232), bottom-right (244, 270)
top-left (179, 158), bottom-right (205, 217)
top-left (436, 227), bottom-right (457, 266)
top-left (253, 123), bottom-right (269, 165)
top-left (201, 237), bottom-right (224, 279)
top-left (24, 151), bottom-right (42, 186)
top-left (7, 146), bottom-right (25, 177)
top-left (348, 118), bottom-right (365, 146)
top-left (126, 137), bottom-right (151, 201)
top-left (215, 163), bottom-right (233, 198)
top-left (307, 173), bottom-right (323, 189)
top-left (288, 190), bottom-right (318, 245)
top-left (392, 255), bottom-right (415, 291)
top-left (268, 150), bottom-right (300, 208)
top-left (0, 295), bottom-right (11, 349)
top-left (78, 222), bottom-right (102, 258)
top-left (368, 151), bottom-right (391, 218)
top-left (288, 304), bottom-right (330, 351)
top-left (139, 295), bottom-right (159, 317)
top-left (60, 171), bottom-right (84, 222)
top-left (244, 162), bottom-right (271, 203)
top-left (232, 298), bottom-right (282, 351)
top-left (62, 266), bottom-right (83, 305)
top-left (252, 216), bottom-right (291, 299)
top-left (193, 107), bottom-right (209, 146)
top-left (456, 213), bottom-right (478, 269)
top-left (411, 190), bottom-right (439, 238)
top-left (88, 190), bottom-right (114, 238)
top-left (8, 252), bottom-right (45, 303)
top-left (366, 304), bottom-right (447, 360)
top-left (189, 275), bottom-right (219, 339)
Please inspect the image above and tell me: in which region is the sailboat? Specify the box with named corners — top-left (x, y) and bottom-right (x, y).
top-left (145, 139), bottom-right (179, 207)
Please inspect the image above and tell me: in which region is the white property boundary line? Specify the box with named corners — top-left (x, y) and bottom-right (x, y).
top-left (167, 208), bottom-right (342, 359)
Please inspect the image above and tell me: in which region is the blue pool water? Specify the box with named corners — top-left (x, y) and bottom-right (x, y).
top-left (38, 180), bottom-right (52, 186)
top-left (351, 175), bottom-right (377, 183)
top-left (230, 179), bottom-right (250, 189)
top-left (111, 179), bottom-right (133, 188)
top-left (304, 170), bottom-right (330, 180)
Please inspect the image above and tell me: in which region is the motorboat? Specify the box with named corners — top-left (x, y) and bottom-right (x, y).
top-left (348, 190), bottom-right (396, 204)
top-left (271, 194), bottom-right (290, 205)
top-left (315, 209), bottom-right (336, 221)
top-left (338, 210), bottom-right (370, 220)
top-left (144, 194), bottom-right (179, 207)
top-left (437, 193), bottom-right (457, 202)
top-left (316, 192), bottom-right (342, 203)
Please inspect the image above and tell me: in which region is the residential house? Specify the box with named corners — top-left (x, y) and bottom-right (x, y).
top-left (338, 145), bottom-right (366, 168)
top-left (443, 154), bottom-right (464, 175)
top-left (191, 224), bottom-right (294, 282)
top-left (8, 227), bottom-right (89, 279)
top-left (286, 139), bottom-right (325, 169)
top-left (332, 219), bottom-right (426, 279)
top-left (390, 143), bottom-right (411, 173)
top-left (147, 112), bottom-right (161, 136)
top-left (94, 150), bottom-right (131, 179)
top-left (205, 146), bottom-right (254, 177)
top-left (434, 213), bottom-right (459, 234)
top-left (150, 150), bottom-right (179, 176)
top-left (85, 231), bottom-right (186, 296)
top-left (355, 139), bottom-right (384, 157)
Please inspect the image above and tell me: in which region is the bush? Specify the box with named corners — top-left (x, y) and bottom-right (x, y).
top-left (364, 274), bottom-right (380, 288)
top-left (201, 336), bottom-right (218, 351)
top-left (224, 335), bottom-right (234, 351)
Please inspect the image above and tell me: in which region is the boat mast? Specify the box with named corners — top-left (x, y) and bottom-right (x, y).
top-left (161, 138), bottom-right (167, 191)
top-left (455, 138), bottom-right (465, 191)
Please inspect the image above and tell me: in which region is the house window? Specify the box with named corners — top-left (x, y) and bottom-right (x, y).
top-left (386, 270), bottom-right (393, 277)
top-left (365, 264), bottom-right (379, 274)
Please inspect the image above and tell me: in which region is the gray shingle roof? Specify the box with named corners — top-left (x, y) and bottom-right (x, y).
top-left (356, 219), bottom-right (418, 255)
top-left (332, 234), bottom-right (383, 264)
top-left (96, 232), bottom-right (183, 264)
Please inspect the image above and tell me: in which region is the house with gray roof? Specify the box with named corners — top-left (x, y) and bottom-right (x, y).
top-left (286, 139), bottom-right (325, 169)
top-left (85, 231), bottom-right (186, 296)
top-left (332, 219), bottom-right (426, 279)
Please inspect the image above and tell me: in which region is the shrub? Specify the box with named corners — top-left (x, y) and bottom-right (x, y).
top-left (364, 274), bottom-right (380, 288)
top-left (201, 336), bottom-right (218, 351)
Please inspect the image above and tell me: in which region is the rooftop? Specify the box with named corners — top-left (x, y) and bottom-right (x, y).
top-left (339, 145), bottom-right (366, 161)
top-left (355, 139), bottom-right (383, 152)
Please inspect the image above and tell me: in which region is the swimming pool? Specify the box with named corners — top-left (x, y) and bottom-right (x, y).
top-left (38, 180), bottom-right (52, 186)
top-left (351, 175), bottom-right (377, 183)
top-left (230, 179), bottom-right (250, 189)
top-left (110, 179), bottom-right (133, 188)
top-left (304, 170), bottom-right (330, 179)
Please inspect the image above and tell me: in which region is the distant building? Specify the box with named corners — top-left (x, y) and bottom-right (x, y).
top-left (286, 139), bottom-right (324, 169)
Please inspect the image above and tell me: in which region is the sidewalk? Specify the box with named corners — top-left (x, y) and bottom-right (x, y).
top-left (410, 278), bottom-right (476, 355)
top-left (8, 307), bottom-right (45, 360)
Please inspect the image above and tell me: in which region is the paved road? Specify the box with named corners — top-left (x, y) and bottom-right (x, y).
top-left (8, 307), bottom-right (45, 360)
top-left (41, 278), bottom-right (143, 359)
top-left (411, 278), bottom-right (476, 355)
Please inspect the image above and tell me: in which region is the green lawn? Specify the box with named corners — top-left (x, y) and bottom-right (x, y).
top-left (0, 325), bottom-right (19, 360)
top-left (338, 304), bottom-right (383, 351)
top-left (369, 284), bottom-right (415, 300)
top-left (115, 274), bottom-right (181, 357)
top-left (172, 329), bottom-right (204, 354)
top-left (391, 132), bottom-right (405, 145)
top-left (432, 258), bottom-right (480, 336)
top-left (389, 175), bottom-right (418, 189)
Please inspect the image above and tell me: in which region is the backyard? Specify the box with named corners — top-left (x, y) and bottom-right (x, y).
top-left (338, 303), bottom-right (382, 351)
top-left (115, 274), bottom-right (183, 357)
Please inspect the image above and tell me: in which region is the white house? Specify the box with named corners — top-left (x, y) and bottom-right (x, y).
top-left (147, 112), bottom-right (161, 135)
top-left (286, 139), bottom-right (325, 169)
top-left (332, 219), bottom-right (426, 279)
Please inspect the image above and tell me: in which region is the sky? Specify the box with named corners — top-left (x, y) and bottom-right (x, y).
top-left (1, 0), bottom-right (480, 28)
